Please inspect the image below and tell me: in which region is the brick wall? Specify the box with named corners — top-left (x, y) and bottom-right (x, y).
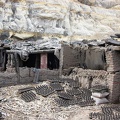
top-left (69, 68), bottom-right (108, 89)
top-left (19, 67), bottom-right (34, 83)
top-left (39, 69), bottom-right (59, 80)
top-left (0, 67), bottom-right (34, 87)
top-left (106, 50), bottom-right (120, 72)
top-left (107, 72), bottom-right (120, 103)
top-left (63, 49), bottom-right (120, 103)
top-left (0, 73), bottom-right (17, 87)
top-left (106, 50), bottom-right (120, 103)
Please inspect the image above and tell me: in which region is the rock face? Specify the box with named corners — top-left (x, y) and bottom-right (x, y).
top-left (0, 0), bottom-right (120, 40)
top-left (78, 0), bottom-right (120, 8)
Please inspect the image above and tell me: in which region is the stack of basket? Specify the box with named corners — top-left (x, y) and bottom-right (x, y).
top-left (91, 85), bottom-right (109, 105)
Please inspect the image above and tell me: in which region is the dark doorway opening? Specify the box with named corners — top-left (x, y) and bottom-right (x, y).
top-left (0, 49), bottom-right (8, 71)
top-left (47, 53), bottom-right (59, 70)
top-left (19, 54), bottom-right (40, 68)
top-left (19, 53), bottom-right (59, 70)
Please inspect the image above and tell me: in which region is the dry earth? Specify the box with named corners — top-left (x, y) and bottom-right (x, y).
top-left (0, 82), bottom-right (103, 120)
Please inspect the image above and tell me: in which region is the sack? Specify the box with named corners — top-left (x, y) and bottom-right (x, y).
top-left (92, 92), bottom-right (109, 98)
top-left (91, 96), bottom-right (109, 105)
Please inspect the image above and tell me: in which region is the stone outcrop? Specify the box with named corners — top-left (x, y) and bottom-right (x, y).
top-left (0, 0), bottom-right (120, 41)
top-left (78, 0), bottom-right (120, 8)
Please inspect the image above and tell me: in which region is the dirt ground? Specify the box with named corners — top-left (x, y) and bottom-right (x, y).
top-left (0, 82), bottom-right (115, 120)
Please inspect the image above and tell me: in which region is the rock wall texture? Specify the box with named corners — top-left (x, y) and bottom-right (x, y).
top-left (0, 0), bottom-right (120, 40)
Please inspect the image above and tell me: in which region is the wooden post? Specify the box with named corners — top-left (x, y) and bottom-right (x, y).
top-left (40, 53), bottom-right (47, 69)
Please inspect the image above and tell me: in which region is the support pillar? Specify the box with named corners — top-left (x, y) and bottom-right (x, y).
top-left (7, 54), bottom-right (11, 67)
top-left (11, 54), bottom-right (15, 67)
top-left (106, 50), bottom-right (120, 103)
top-left (40, 53), bottom-right (47, 69)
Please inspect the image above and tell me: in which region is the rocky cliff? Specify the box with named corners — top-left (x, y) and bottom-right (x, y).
top-left (0, 0), bottom-right (120, 41)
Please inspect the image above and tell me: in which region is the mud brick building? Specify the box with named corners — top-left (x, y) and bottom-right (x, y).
top-left (61, 39), bottom-right (120, 103)
top-left (0, 39), bottom-right (81, 85)
top-left (0, 31), bottom-right (120, 103)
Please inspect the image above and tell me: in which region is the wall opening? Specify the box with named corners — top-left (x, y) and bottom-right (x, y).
top-left (18, 53), bottom-right (59, 70)
top-left (0, 49), bottom-right (8, 71)
top-left (47, 53), bottom-right (59, 70)
top-left (19, 54), bottom-right (40, 68)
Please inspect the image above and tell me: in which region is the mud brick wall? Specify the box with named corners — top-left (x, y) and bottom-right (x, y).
top-left (0, 67), bottom-right (35, 87)
top-left (19, 67), bottom-right (34, 83)
top-left (60, 44), bottom-right (80, 75)
top-left (0, 68), bottom-right (59, 86)
top-left (107, 72), bottom-right (120, 103)
top-left (0, 73), bottom-right (17, 87)
top-left (20, 68), bottom-right (59, 82)
top-left (106, 50), bottom-right (120, 72)
top-left (85, 48), bottom-right (106, 70)
top-left (106, 50), bottom-right (120, 103)
top-left (68, 68), bottom-right (108, 88)
top-left (39, 69), bottom-right (59, 80)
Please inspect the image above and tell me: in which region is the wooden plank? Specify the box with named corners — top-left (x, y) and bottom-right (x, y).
top-left (6, 49), bottom-right (55, 54)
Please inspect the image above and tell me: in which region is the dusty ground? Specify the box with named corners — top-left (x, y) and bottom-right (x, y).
top-left (0, 82), bottom-right (115, 120)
